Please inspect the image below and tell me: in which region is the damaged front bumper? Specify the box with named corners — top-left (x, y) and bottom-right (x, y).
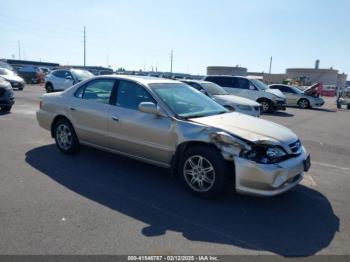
top-left (233, 147), bottom-right (309, 197)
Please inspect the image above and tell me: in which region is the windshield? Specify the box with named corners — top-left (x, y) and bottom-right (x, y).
top-left (0, 68), bottom-right (15, 76)
top-left (250, 79), bottom-right (269, 90)
top-left (72, 69), bottom-right (93, 81)
top-left (201, 82), bottom-right (228, 95)
top-left (291, 86), bottom-right (304, 94)
top-left (150, 83), bottom-right (228, 118)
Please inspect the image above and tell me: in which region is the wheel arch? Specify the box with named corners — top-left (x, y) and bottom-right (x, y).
top-left (50, 115), bottom-right (73, 138)
top-left (170, 141), bottom-right (235, 178)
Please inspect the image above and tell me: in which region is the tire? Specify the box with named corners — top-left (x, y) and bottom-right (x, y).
top-left (1, 106), bottom-right (12, 112)
top-left (347, 105), bottom-right (350, 110)
top-left (53, 118), bottom-right (80, 154)
top-left (178, 145), bottom-right (230, 198)
top-left (258, 99), bottom-right (273, 113)
top-left (46, 83), bottom-right (54, 93)
top-left (298, 98), bottom-right (310, 109)
top-left (18, 88), bottom-right (23, 91)
top-left (337, 102), bottom-right (341, 109)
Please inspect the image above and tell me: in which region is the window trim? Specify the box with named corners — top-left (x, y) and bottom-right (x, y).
top-left (73, 78), bottom-right (117, 105)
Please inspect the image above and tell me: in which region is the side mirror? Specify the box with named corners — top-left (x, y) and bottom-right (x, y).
top-left (66, 75), bottom-right (72, 80)
top-left (249, 85), bottom-right (256, 90)
top-left (139, 102), bottom-right (164, 116)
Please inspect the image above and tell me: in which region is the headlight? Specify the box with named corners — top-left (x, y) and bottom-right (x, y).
top-left (237, 105), bottom-right (252, 111)
top-left (240, 145), bottom-right (287, 164)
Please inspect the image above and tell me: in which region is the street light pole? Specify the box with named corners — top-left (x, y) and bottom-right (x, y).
top-left (83, 26), bottom-right (86, 67)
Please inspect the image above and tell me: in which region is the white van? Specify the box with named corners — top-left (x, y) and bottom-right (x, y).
top-left (203, 76), bottom-right (286, 113)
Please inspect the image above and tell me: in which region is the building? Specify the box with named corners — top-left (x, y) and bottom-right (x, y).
top-left (286, 68), bottom-right (347, 88)
top-left (0, 59), bottom-right (59, 70)
top-left (248, 72), bottom-right (287, 84)
top-left (207, 66), bottom-right (247, 76)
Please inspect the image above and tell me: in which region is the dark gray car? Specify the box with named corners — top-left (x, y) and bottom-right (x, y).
top-left (0, 78), bottom-right (15, 112)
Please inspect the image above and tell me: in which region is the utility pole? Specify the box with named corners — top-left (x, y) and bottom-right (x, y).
top-left (83, 26), bottom-right (86, 67)
top-left (269, 56), bottom-right (273, 74)
top-left (18, 40), bottom-right (21, 60)
top-left (170, 49), bottom-right (173, 74)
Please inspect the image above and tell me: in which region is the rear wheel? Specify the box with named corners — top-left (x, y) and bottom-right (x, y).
top-left (179, 145), bottom-right (230, 198)
top-left (53, 118), bottom-right (80, 154)
top-left (347, 104), bottom-right (350, 110)
top-left (46, 83), bottom-right (54, 93)
top-left (298, 98), bottom-right (310, 109)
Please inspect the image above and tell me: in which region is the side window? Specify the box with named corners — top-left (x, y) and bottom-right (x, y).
top-left (76, 79), bottom-right (115, 104)
top-left (62, 71), bottom-right (73, 79)
top-left (235, 78), bottom-right (250, 89)
top-left (116, 81), bottom-right (156, 110)
top-left (187, 82), bottom-right (202, 91)
top-left (208, 77), bottom-right (232, 87)
top-left (52, 70), bottom-right (64, 78)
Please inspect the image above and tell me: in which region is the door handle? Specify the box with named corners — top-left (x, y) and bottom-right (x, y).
top-left (69, 107), bottom-right (76, 111)
top-left (112, 116), bottom-right (119, 122)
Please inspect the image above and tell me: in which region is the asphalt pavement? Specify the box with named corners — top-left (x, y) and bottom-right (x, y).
top-left (0, 85), bottom-right (349, 256)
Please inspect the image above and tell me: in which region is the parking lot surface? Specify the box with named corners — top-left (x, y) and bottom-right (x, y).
top-left (0, 85), bottom-right (349, 256)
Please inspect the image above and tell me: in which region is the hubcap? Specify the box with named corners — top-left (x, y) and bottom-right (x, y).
top-left (300, 100), bottom-right (308, 108)
top-left (262, 101), bottom-right (269, 112)
top-left (56, 124), bottom-right (72, 150)
top-left (183, 155), bottom-right (215, 192)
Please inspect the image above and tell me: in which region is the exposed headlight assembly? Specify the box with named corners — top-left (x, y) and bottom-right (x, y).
top-left (240, 144), bottom-right (287, 164)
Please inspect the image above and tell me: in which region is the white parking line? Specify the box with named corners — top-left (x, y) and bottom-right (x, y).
top-left (312, 161), bottom-right (350, 172)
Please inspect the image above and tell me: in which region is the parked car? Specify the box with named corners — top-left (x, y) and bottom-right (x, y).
top-left (0, 61), bottom-right (14, 71)
top-left (37, 76), bottom-right (310, 198)
top-left (337, 88), bottom-right (350, 110)
top-left (0, 78), bottom-right (15, 112)
top-left (17, 65), bottom-right (43, 84)
top-left (269, 84), bottom-right (325, 109)
top-left (203, 76), bottom-right (287, 113)
top-left (45, 69), bottom-right (94, 92)
top-left (180, 80), bottom-right (261, 117)
top-left (0, 68), bottom-right (25, 90)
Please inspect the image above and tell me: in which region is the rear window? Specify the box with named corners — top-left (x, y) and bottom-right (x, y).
top-left (205, 77), bottom-right (233, 87)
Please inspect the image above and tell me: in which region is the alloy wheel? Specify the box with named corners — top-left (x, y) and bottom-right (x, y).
top-left (183, 155), bottom-right (216, 192)
top-left (56, 124), bottom-right (72, 150)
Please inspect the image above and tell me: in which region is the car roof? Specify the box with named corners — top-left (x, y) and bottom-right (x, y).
top-left (89, 75), bottom-right (181, 85)
top-left (204, 75), bottom-right (248, 79)
top-left (181, 79), bottom-right (211, 84)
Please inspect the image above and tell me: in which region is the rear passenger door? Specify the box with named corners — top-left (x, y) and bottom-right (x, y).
top-left (69, 78), bottom-right (115, 147)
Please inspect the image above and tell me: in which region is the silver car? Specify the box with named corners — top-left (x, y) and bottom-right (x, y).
top-left (37, 75), bottom-right (311, 198)
top-left (269, 84), bottom-right (325, 109)
top-left (181, 80), bottom-right (261, 117)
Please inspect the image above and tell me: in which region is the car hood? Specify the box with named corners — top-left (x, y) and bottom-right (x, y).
top-left (213, 95), bottom-right (260, 106)
top-left (266, 88), bottom-right (286, 99)
top-left (189, 112), bottom-right (298, 144)
top-left (1, 74), bottom-right (24, 83)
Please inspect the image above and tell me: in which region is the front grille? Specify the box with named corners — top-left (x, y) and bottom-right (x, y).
top-left (289, 140), bottom-right (301, 154)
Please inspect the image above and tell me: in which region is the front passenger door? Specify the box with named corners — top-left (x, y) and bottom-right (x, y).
top-left (108, 80), bottom-right (173, 165)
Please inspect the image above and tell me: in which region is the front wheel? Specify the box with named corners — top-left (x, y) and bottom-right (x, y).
top-left (298, 98), bottom-right (310, 109)
top-left (54, 118), bottom-right (80, 154)
top-left (347, 104), bottom-right (350, 110)
top-left (179, 145), bottom-right (230, 198)
top-left (259, 99), bottom-right (273, 113)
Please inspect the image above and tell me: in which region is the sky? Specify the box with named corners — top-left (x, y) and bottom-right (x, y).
top-left (0, 0), bottom-right (349, 75)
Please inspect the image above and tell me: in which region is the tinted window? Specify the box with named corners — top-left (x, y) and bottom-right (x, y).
top-left (186, 82), bottom-right (203, 90)
top-left (76, 79), bottom-right (115, 104)
top-left (206, 77), bottom-right (233, 87)
top-left (116, 81), bottom-right (156, 110)
top-left (52, 70), bottom-right (66, 78)
top-left (272, 85), bottom-right (290, 93)
top-left (232, 78), bottom-right (250, 89)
